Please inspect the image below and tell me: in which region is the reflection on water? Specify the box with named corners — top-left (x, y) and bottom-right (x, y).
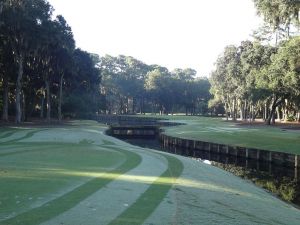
top-left (121, 137), bottom-right (300, 208)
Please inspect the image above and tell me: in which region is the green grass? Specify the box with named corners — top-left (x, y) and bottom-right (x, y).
top-left (0, 120), bottom-right (184, 224)
top-left (108, 154), bottom-right (183, 225)
top-left (0, 130), bottom-right (16, 139)
top-left (0, 123), bottom-right (143, 225)
top-left (1, 119), bottom-right (300, 224)
top-left (137, 115), bottom-right (300, 154)
top-left (0, 146), bottom-right (141, 225)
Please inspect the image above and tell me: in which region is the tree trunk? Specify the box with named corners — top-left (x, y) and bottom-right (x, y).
top-left (132, 98), bottom-right (135, 114)
top-left (244, 100), bottom-right (248, 121)
top-left (58, 74), bottom-right (64, 122)
top-left (253, 104), bottom-right (259, 121)
top-left (15, 53), bottom-right (23, 124)
top-left (249, 103), bottom-right (253, 122)
top-left (151, 101), bottom-right (154, 114)
top-left (21, 91), bottom-right (26, 122)
top-left (276, 107), bottom-right (281, 121)
top-left (266, 106), bottom-right (276, 125)
top-left (250, 104), bottom-right (254, 122)
top-left (253, 108), bottom-right (259, 121)
top-left (283, 99), bottom-right (289, 122)
top-left (232, 98), bottom-right (237, 121)
top-left (271, 112), bottom-right (276, 124)
top-left (45, 79), bottom-right (51, 123)
top-left (140, 97), bottom-right (144, 114)
top-left (40, 92), bottom-right (44, 118)
top-left (263, 102), bottom-right (268, 121)
top-left (225, 103), bottom-right (229, 121)
top-left (2, 75), bottom-right (9, 121)
top-left (119, 97), bottom-right (123, 114)
top-left (266, 95), bottom-right (284, 125)
top-left (239, 100), bottom-right (243, 120)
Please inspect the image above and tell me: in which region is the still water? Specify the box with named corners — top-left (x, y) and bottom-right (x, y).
top-left (119, 136), bottom-right (300, 208)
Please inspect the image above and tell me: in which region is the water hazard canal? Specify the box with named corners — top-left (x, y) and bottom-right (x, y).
top-left (115, 135), bottom-right (300, 209)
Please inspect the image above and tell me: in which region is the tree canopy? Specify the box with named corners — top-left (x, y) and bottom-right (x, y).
top-left (99, 55), bottom-right (211, 115)
top-left (209, 2), bottom-right (300, 124)
top-left (0, 0), bottom-right (102, 122)
top-left (210, 37), bottom-right (300, 124)
top-left (1, 0), bottom-right (300, 123)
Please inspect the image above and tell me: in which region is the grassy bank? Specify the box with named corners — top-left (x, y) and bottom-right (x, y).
top-left (138, 115), bottom-right (300, 154)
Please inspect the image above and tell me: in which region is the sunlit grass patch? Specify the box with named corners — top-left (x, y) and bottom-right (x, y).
top-left (0, 141), bottom-right (131, 223)
top-left (0, 147), bottom-right (141, 225)
top-left (109, 154), bottom-right (183, 225)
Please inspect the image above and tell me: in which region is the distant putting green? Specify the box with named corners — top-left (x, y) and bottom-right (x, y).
top-left (1, 120), bottom-right (300, 225)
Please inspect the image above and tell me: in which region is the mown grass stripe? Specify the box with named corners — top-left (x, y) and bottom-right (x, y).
top-left (0, 131), bottom-right (16, 139)
top-left (0, 148), bottom-right (142, 225)
top-left (0, 129), bottom-right (47, 144)
top-left (0, 142), bottom-right (75, 157)
top-left (108, 154), bottom-right (183, 225)
top-left (1, 141), bottom-right (77, 147)
top-left (0, 147), bottom-right (46, 157)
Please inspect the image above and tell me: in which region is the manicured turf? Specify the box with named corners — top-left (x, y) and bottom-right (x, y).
top-left (0, 121), bottom-right (183, 225)
top-left (109, 154), bottom-right (183, 225)
top-left (0, 124), bottom-right (138, 224)
top-left (0, 146), bottom-right (141, 225)
top-left (1, 120), bottom-right (300, 225)
top-left (139, 115), bottom-right (300, 154)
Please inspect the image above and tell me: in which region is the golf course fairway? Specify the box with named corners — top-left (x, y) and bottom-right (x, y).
top-left (1, 120), bottom-right (300, 225)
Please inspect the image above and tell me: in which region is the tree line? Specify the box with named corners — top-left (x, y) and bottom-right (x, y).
top-left (0, 0), bottom-right (101, 123)
top-left (0, 0), bottom-right (211, 123)
top-left (210, 0), bottom-right (300, 124)
top-left (100, 55), bottom-right (211, 115)
top-left (2, 0), bottom-right (298, 124)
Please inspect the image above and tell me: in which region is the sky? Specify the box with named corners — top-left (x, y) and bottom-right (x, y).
top-left (48, 0), bottom-right (263, 77)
